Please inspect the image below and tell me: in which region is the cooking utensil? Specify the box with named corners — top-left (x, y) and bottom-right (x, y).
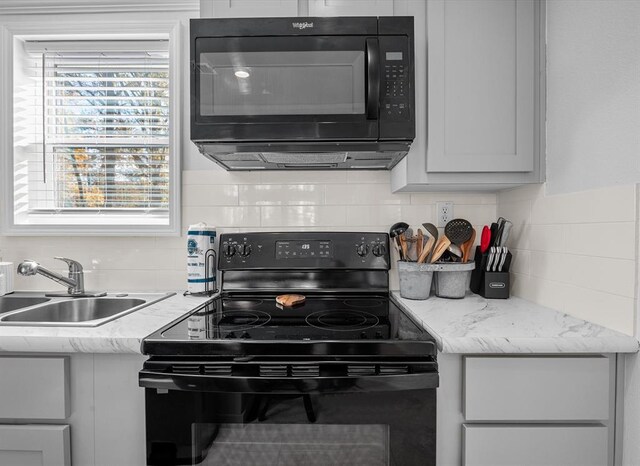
top-left (416, 229), bottom-right (424, 260)
top-left (447, 244), bottom-right (463, 262)
top-left (486, 246), bottom-right (496, 272)
top-left (430, 236), bottom-right (451, 263)
top-left (421, 223), bottom-right (439, 261)
top-left (275, 294), bottom-right (306, 307)
top-left (480, 226), bottom-right (491, 254)
top-left (499, 221), bottom-right (513, 247)
top-left (489, 223), bottom-right (499, 248)
top-left (399, 234), bottom-right (409, 261)
top-left (389, 222), bottom-right (409, 260)
top-left (444, 218), bottom-right (473, 246)
top-left (498, 247), bottom-right (508, 272)
top-left (417, 236), bottom-right (436, 263)
top-left (461, 228), bottom-right (476, 263)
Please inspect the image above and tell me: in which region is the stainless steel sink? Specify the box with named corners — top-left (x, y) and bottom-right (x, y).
top-left (0, 293), bottom-right (174, 327)
top-left (0, 296), bottom-right (51, 314)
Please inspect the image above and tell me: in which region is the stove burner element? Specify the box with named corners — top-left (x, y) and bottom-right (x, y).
top-left (221, 299), bottom-right (263, 310)
top-left (344, 299), bottom-right (384, 309)
top-left (306, 310), bottom-right (380, 332)
top-left (217, 310), bottom-right (271, 332)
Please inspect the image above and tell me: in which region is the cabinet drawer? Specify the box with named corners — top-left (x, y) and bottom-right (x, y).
top-left (464, 356), bottom-right (610, 421)
top-left (0, 424), bottom-right (70, 466)
top-left (463, 424), bottom-right (608, 466)
top-left (0, 357), bottom-right (69, 420)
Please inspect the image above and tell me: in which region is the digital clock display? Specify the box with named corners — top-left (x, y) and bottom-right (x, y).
top-left (276, 240), bottom-right (332, 259)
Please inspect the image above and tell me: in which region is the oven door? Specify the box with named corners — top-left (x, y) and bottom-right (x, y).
top-left (140, 356), bottom-right (437, 466)
top-left (191, 35), bottom-right (380, 142)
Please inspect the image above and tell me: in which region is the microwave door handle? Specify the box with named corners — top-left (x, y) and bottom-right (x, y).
top-left (366, 38), bottom-right (380, 120)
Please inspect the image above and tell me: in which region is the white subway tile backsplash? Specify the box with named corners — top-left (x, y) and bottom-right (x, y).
top-left (261, 171), bottom-right (347, 185)
top-left (498, 183), bottom-right (638, 335)
top-left (325, 184), bottom-right (410, 205)
top-left (346, 171), bottom-right (390, 184)
top-left (0, 170), bottom-right (498, 295)
top-left (183, 185), bottom-right (239, 206)
top-left (346, 205), bottom-right (402, 226)
top-left (261, 206), bottom-right (347, 227)
top-left (563, 222), bottom-right (635, 259)
top-left (182, 206), bottom-right (262, 228)
top-left (239, 184), bottom-right (325, 206)
top-left (409, 192), bottom-right (497, 205)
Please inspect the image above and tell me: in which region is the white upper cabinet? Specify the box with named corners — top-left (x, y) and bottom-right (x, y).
top-left (308, 0), bottom-right (393, 16)
top-left (427, 0), bottom-right (534, 173)
top-left (203, 0), bottom-right (299, 17)
top-left (392, 0), bottom-right (545, 191)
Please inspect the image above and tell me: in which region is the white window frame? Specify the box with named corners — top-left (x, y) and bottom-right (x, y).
top-left (0, 18), bottom-right (182, 236)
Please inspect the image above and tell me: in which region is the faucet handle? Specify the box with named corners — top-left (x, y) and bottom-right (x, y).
top-left (54, 257), bottom-right (83, 272)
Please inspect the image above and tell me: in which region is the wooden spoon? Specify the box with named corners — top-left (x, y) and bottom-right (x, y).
top-left (430, 236), bottom-right (451, 263)
top-left (417, 236), bottom-right (436, 263)
top-left (461, 228), bottom-right (477, 263)
top-left (399, 234), bottom-right (409, 261)
top-left (416, 229), bottom-right (424, 261)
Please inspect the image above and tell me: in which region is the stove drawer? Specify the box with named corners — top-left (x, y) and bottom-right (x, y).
top-left (463, 356), bottom-right (610, 421)
top-left (463, 424), bottom-right (608, 466)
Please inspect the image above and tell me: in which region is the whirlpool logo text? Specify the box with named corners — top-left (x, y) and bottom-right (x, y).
top-left (292, 22), bottom-right (313, 30)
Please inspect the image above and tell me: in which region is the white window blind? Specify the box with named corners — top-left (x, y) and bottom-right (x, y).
top-left (13, 40), bottom-right (171, 227)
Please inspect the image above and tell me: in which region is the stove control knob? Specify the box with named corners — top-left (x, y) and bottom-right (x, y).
top-left (240, 332), bottom-right (250, 339)
top-left (372, 243), bottom-right (387, 257)
top-left (356, 243), bottom-right (369, 257)
top-left (237, 244), bottom-right (252, 257)
top-left (360, 331), bottom-right (368, 339)
top-left (225, 332), bottom-right (236, 339)
top-left (375, 331), bottom-right (384, 339)
top-left (223, 243), bottom-right (236, 258)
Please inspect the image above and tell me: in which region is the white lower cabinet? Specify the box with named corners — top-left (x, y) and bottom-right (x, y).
top-left (463, 424), bottom-right (609, 466)
top-left (437, 353), bottom-right (617, 466)
top-left (0, 425), bottom-right (70, 466)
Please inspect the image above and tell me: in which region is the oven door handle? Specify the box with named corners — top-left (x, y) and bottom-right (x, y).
top-left (366, 37), bottom-right (380, 120)
top-left (139, 370), bottom-right (438, 394)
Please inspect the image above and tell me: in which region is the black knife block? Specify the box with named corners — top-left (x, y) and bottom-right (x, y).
top-left (470, 247), bottom-right (511, 299)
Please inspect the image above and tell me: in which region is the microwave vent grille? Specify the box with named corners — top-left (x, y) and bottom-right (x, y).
top-left (260, 152), bottom-right (348, 164)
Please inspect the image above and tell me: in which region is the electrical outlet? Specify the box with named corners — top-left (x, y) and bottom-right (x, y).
top-left (436, 202), bottom-right (454, 228)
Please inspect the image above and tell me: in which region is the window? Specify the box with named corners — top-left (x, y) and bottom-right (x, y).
top-left (5, 33), bottom-right (180, 235)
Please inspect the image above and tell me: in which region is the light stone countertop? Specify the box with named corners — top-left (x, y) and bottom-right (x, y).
top-left (1, 291), bottom-right (636, 355)
top-left (0, 292), bottom-right (211, 354)
top-left (392, 291), bottom-right (639, 354)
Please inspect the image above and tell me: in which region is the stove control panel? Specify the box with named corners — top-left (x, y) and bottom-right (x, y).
top-left (219, 232), bottom-right (390, 270)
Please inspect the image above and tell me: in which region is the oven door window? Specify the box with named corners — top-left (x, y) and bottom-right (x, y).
top-left (195, 36), bottom-right (368, 118)
top-left (194, 422), bottom-right (388, 465)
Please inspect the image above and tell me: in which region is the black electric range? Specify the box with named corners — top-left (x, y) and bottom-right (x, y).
top-left (140, 232), bottom-right (438, 466)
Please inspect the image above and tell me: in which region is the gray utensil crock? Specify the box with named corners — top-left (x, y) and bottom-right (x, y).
top-left (433, 262), bottom-right (476, 299)
top-left (398, 261), bottom-right (439, 300)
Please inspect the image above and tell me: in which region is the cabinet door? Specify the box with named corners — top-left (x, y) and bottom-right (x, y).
top-left (427, 0), bottom-right (535, 173)
top-left (203, 0), bottom-right (299, 18)
top-left (308, 0), bottom-right (394, 16)
top-left (464, 356), bottom-right (611, 421)
top-left (0, 425), bottom-right (70, 466)
top-left (463, 424), bottom-right (608, 466)
top-left (0, 356), bottom-right (69, 420)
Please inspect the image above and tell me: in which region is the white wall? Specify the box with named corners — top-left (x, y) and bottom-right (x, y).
top-left (545, 0), bottom-right (640, 194)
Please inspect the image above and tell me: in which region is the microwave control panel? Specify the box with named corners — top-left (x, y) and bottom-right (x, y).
top-left (380, 36), bottom-right (412, 121)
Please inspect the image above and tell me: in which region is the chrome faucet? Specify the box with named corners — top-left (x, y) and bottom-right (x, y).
top-left (17, 257), bottom-right (106, 297)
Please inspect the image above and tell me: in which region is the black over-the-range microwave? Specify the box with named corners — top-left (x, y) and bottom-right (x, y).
top-left (190, 16), bottom-right (415, 170)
